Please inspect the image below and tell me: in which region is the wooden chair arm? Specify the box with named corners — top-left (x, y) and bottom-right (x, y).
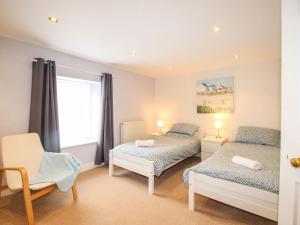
top-left (0, 167), bottom-right (27, 174)
top-left (0, 167), bottom-right (35, 225)
top-left (0, 167), bottom-right (30, 187)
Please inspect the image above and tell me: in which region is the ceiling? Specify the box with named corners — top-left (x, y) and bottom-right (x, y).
top-left (0, 0), bottom-right (281, 78)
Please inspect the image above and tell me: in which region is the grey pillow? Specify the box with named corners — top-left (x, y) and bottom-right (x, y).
top-left (167, 123), bottom-right (199, 136)
top-left (235, 126), bottom-right (280, 147)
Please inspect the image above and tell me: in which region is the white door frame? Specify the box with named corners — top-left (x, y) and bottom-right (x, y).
top-left (278, 0), bottom-right (300, 224)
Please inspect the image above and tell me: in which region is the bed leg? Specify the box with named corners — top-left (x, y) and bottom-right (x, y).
top-left (189, 171), bottom-right (195, 211)
top-left (189, 188), bottom-right (195, 211)
top-left (109, 150), bottom-right (113, 176)
top-left (148, 174), bottom-right (154, 194)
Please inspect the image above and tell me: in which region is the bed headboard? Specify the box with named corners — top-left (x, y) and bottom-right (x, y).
top-left (121, 121), bottom-right (147, 144)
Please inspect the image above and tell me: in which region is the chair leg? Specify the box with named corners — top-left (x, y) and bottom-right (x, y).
top-left (1, 168), bottom-right (35, 225)
top-left (23, 186), bottom-right (35, 225)
top-left (19, 168), bottom-right (35, 225)
top-left (72, 184), bottom-right (78, 200)
top-left (0, 170), bottom-right (3, 198)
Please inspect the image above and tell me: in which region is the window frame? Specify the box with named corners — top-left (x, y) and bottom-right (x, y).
top-left (56, 75), bottom-right (101, 148)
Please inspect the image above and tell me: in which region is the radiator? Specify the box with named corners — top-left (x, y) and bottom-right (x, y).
top-left (120, 121), bottom-right (147, 144)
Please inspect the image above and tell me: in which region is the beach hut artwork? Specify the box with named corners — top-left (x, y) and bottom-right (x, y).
top-left (196, 77), bottom-right (234, 113)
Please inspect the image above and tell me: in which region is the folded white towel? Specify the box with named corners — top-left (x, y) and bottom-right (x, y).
top-left (135, 139), bottom-right (155, 147)
top-left (232, 155), bottom-right (262, 170)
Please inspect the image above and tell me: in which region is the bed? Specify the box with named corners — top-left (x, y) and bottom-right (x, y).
top-left (184, 126), bottom-right (280, 221)
top-left (109, 123), bottom-right (201, 194)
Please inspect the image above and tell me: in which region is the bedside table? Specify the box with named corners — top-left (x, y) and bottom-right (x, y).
top-left (201, 136), bottom-right (228, 161)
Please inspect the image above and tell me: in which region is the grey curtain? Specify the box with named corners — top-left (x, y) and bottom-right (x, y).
top-left (29, 58), bottom-right (61, 153)
top-left (95, 73), bottom-right (114, 165)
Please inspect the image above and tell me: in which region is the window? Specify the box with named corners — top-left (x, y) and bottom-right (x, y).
top-left (57, 76), bottom-right (101, 148)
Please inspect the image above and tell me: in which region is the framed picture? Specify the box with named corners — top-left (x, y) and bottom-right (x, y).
top-left (196, 77), bottom-right (234, 113)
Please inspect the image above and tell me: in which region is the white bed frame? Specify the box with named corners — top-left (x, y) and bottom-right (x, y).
top-left (109, 151), bottom-right (187, 194)
top-left (110, 121), bottom-right (156, 193)
top-left (109, 151), bottom-right (155, 194)
top-left (188, 171), bottom-right (279, 221)
top-left (110, 120), bottom-right (200, 194)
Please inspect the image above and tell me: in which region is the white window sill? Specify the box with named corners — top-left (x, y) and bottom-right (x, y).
top-left (61, 140), bottom-right (98, 149)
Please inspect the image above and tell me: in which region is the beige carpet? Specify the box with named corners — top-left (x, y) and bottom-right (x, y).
top-left (0, 157), bottom-right (276, 225)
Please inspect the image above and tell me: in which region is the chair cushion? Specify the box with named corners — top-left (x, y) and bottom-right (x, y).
top-left (1, 133), bottom-right (44, 190)
top-left (29, 182), bottom-right (55, 190)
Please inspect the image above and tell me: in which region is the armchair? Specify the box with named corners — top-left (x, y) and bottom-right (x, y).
top-left (0, 133), bottom-right (78, 225)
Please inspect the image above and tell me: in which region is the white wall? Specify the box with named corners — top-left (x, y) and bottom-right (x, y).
top-left (155, 60), bottom-right (281, 140)
top-left (0, 36), bottom-right (155, 167)
top-left (0, 35), bottom-right (281, 163)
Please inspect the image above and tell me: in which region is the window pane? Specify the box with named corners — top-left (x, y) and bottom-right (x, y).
top-left (57, 76), bottom-right (101, 147)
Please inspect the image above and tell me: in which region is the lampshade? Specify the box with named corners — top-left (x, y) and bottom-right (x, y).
top-left (214, 120), bottom-right (223, 129)
top-left (157, 120), bottom-right (164, 128)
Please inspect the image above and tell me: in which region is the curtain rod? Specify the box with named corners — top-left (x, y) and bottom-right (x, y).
top-left (32, 58), bottom-right (48, 64)
top-left (32, 59), bottom-right (103, 76)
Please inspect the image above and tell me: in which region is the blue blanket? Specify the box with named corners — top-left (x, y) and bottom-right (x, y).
top-left (30, 152), bottom-right (81, 192)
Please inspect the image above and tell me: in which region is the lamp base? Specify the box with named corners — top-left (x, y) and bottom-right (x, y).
top-left (215, 129), bottom-right (222, 139)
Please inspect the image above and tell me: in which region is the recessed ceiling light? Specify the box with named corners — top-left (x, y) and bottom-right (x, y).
top-left (213, 26), bottom-right (221, 32)
top-left (168, 66), bottom-right (172, 71)
top-left (131, 50), bottom-right (136, 56)
top-left (48, 16), bottom-right (58, 23)
top-left (234, 54), bottom-right (239, 59)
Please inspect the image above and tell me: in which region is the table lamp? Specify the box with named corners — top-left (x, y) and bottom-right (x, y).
top-left (157, 120), bottom-right (164, 134)
top-left (214, 120), bottom-right (223, 138)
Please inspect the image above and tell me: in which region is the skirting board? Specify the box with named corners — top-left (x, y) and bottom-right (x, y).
top-left (80, 162), bottom-right (101, 173)
top-left (1, 162), bottom-right (100, 197)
